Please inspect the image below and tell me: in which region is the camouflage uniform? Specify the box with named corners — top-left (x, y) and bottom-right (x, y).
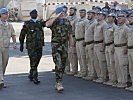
top-left (49, 18), bottom-right (72, 82)
top-left (19, 19), bottom-right (45, 81)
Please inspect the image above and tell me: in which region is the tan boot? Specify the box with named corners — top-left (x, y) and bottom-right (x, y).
top-left (67, 71), bottom-right (77, 76)
top-left (83, 76), bottom-right (96, 81)
top-left (125, 86), bottom-right (133, 91)
top-left (94, 78), bottom-right (106, 83)
top-left (112, 82), bottom-right (121, 87)
top-left (117, 83), bottom-right (127, 88)
top-left (55, 81), bottom-right (64, 92)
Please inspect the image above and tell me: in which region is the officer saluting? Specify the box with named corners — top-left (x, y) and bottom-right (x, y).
top-left (19, 9), bottom-right (45, 84)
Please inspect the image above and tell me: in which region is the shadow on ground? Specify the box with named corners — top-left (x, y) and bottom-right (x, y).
top-left (0, 71), bottom-right (133, 100)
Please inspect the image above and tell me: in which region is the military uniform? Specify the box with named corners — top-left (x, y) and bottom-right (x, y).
top-left (19, 19), bottom-right (45, 84)
top-left (74, 17), bottom-right (87, 78)
top-left (126, 25), bottom-right (133, 91)
top-left (0, 8), bottom-right (16, 88)
top-left (48, 18), bottom-right (72, 83)
top-left (0, 20), bottom-right (15, 84)
top-left (104, 22), bottom-right (117, 85)
top-left (93, 19), bottom-right (107, 83)
top-left (66, 15), bottom-right (78, 75)
top-left (83, 18), bottom-right (97, 80)
top-left (114, 23), bottom-right (128, 88)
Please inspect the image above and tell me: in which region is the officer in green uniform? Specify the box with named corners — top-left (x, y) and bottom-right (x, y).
top-left (46, 6), bottom-right (73, 92)
top-left (19, 9), bottom-right (45, 84)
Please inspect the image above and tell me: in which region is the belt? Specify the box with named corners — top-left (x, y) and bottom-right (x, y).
top-left (114, 43), bottom-right (127, 47)
top-left (105, 41), bottom-right (114, 46)
top-left (85, 40), bottom-right (94, 45)
top-left (76, 38), bottom-right (84, 41)
top-left (128, 46), bottom-right (133, 49)
top-left (94, 40), bottom-right (103, 44)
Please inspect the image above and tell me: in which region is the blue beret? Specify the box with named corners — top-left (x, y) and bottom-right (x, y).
top-left (98, 11), bottom-right (106, 16)
top-left (95, 6), bottom-right (101, 10)
top-left (0, 8), bottom-right (8, 14)
top-left (117, 14), bottom-right (125, 18)
top-left (55, 6), bottom-right (64, 14)
top-left (79, 9), bottom-right (86, 12)
top-left (87, 10), bottom-right (95, 14)
top-left (102, 8), bottom-right (109, 12)
top-left (70, 7), bottom-right (77, 11)
top-left (30, 9), bottom-right (37, 14)
top-left (108, 13), bottom-right (116, 17)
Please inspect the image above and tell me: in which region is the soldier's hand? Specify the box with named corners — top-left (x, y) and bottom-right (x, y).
top-left (13, 43), bottom-right (17, 49)
top-left (82, 42), bottom-right (86, 47)
top-left (111, 48), bottom-right (115, 54)
top-left (123, 48), bottom-right (128, 54)
top-left (100, 47), bottom-right (105, 52)
top-left (20, 45), bottom-right (24, 52)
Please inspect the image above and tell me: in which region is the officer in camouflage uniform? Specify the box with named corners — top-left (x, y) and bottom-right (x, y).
top-left (19, 9), bottom-right (45, 84)
top-left (46, 6), bottom-right (73, 92)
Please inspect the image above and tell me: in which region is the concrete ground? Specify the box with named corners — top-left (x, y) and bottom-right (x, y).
top-left (0, 22), bottom-right (133, 100)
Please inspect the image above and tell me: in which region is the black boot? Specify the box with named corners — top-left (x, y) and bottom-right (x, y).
top-left (32, 78), bottom-right (40, 84)
top-left (28, 75), bottom-right (33, 81)
top-left (32, 70), bottom-right (40, 84)
top-left (28, 69), bottom-right (34, 81)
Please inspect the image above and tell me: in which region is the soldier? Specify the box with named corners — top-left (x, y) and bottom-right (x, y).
top-left (83, 10), bottom-right (97, 80)
top-left (0, 8), bottom-right (16, 89)
top-left (65, 7), bottom-right (78, 75)
top-left (126, 13), bottom-right (133, 91)
top-left (113, 14), bottom-right (129, 88)
top-left (19, 9), bottom-right (45, 84)
top-left (74, 9), bottom-right (87, 78)
top-left (103, 13), bottom-right (117, 86)
top-left (46, 6), bottom-right (73, 92)
top-left (93, 11), bottom-right (107, 83)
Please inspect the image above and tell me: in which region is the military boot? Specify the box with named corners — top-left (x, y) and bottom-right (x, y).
top-left (55, 81), bottom-right (64, 92)
top-left (117, 83), bottom-right (127, 88)
top-left (32, 78), bottom-right (40, 84)
top-left (67, 71), bottom-right (77, 76)
top-left (125, 86), bottom-right (133, 91)
top-left (28, 75), bottom-right (33, 81)
top-left (0, 82), bottom-right (4, 89)
top-left (28, 69), bottom-right (34, 81)
top-left (32, 70), bottom-right (40, 84)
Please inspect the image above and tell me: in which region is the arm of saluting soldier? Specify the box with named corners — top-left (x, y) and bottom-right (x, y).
top-left (45, 13), bottom-right (61, 27)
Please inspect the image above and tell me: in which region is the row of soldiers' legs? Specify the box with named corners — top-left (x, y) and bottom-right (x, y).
top-left (65, 42), bottom-right (132, 89)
